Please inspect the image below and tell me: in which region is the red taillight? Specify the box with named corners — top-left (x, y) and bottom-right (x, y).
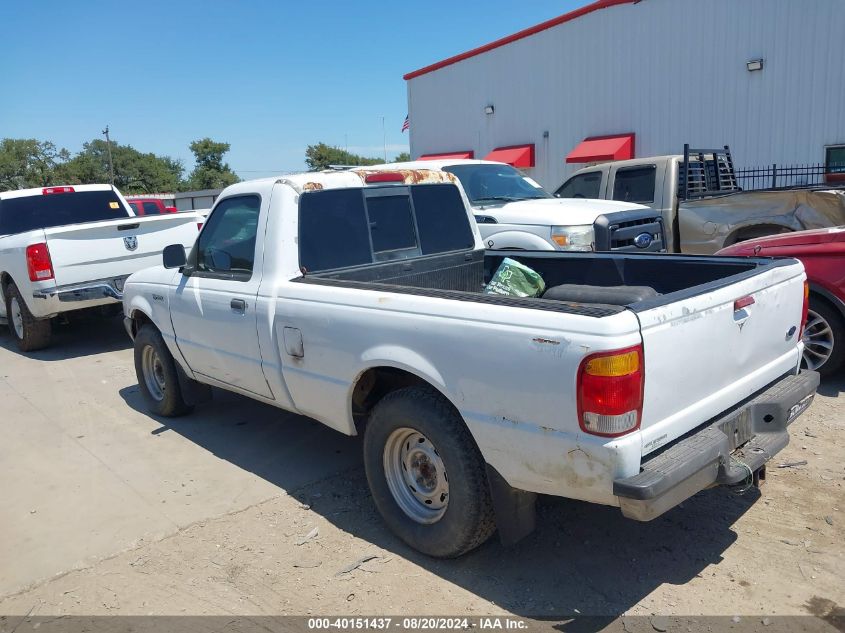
top-left (577, 345), bottom-right (644, 437)
top-left (42, 186), bottom-right (74, 195)
top-left (197, 222), bottom-right (203, 231)
top-left (364, 172), bottom-right (405, 184)
top-left (800, 281), bottom-right (810, 332)
top-left (26, 243), bottom-right (54, 282)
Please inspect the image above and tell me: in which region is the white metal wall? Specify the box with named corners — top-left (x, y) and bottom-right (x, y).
top-left (407, 0), bottom-right (845, 189)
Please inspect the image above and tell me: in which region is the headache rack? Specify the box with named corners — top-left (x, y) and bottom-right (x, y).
top-left (679, 144), bottom-right (741, 200)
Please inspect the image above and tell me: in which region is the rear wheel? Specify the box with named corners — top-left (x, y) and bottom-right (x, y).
top-left (4, 282), bottom-right (52, 351)
top-left (363, 386), bottom-right (495, 558)
top-left (802, 298), bottom-right (845, 377)
top-left (134, 324), bottom-right (193, 416)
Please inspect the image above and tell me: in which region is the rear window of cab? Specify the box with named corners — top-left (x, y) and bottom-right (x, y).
top-left (298, 184), bottom-right (475, 273)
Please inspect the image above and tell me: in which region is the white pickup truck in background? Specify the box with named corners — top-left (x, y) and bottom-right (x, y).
top-left (123, 168), bottom-right (818, 557)
top-left (383, 159), bottom-right (666, 253)
top-left (0, 184), bottom-right (201, 351)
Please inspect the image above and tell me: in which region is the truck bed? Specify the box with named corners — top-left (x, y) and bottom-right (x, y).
top-left (302, 248), bottom-right (789, 315)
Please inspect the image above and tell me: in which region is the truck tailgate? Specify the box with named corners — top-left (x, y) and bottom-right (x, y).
top-left (44, 214), bottom-right (199, 286)
top-left (636, 260), bottom-right (805, 456)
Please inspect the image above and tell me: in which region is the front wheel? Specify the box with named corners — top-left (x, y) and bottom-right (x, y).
top-left (134, 324), bottom-right (193, 416)
top-left (802, 298), bottom-right (845, 377)
top-left (363, 386), bottom-right (495, 558)
top-left (4, 282), bottom-right (52, 352)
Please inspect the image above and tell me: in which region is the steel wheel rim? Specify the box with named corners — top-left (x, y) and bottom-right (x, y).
top-left (383, 427), bottom-right (449, 524)
top-left (10, 296), bottom-right (24, 339)
top-left (802, 308), bottom-right (835, 371)
top-left (141, 345), bottom-right (167, 402)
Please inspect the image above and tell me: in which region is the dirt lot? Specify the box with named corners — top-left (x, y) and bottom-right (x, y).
top-left (0, 317), bottom-right (843, 626)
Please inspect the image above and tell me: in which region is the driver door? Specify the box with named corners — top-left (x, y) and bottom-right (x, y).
top-left (169, 194), bottom-right (273, 399)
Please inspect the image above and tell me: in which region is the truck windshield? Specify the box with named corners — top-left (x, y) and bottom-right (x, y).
top-left (443, 164), bottom-right (551, 204)
top-left (0, 190), bottom-right (129, 234)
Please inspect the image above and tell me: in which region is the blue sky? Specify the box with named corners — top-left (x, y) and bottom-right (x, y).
top-left (2, 1), bottom-right (583, 179)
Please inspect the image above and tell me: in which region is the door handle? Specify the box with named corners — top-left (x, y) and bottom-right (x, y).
top-left (230, 298), bottom-right (246, 313)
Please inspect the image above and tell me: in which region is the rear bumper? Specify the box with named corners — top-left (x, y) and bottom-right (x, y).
top-left (32, 276), bottom-right (128, 303)
top-left (614, 370), bottom-right (820, 521)
top-left (28, 276), bottom-right (129, 318)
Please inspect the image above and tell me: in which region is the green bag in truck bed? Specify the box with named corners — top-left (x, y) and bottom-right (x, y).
top-left (483, 257), bottom-right (546, 298)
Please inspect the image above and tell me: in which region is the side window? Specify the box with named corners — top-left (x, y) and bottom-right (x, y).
top-left (611, 166), bottom-right (656, 204)
top-left (142, 201), bottom-right (162, 215)
top-left (196, 195), bottom-right (261, 278)
top-left (129, 202), bottom-right (142, 215)
top-left (554, 172), bottom-right (601, 198)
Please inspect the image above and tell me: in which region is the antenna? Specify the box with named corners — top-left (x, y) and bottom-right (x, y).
top-left (102, 125), bottom-right (115, 186)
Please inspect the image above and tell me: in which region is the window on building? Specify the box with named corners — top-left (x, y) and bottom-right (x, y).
top-left (825, 145), bottom-right (845, 174)
top-left (554, 172), bottom-right (602, 199)
top-left (612, 166), bottom-right (656, 204)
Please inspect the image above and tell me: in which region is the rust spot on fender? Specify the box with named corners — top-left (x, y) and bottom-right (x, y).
top-left (302, 181), bottom-right (324, 191)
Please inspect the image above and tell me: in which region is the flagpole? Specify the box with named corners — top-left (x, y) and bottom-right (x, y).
top-left (381, 116), bottom-right (387, 162)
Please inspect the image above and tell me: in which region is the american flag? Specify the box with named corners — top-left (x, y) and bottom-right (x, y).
top-left (401, 115), bottom-right (409, 133)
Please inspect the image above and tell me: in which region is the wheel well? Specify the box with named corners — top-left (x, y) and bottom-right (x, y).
top-left (0, 272), bottom-right (12, 297)
top-left (724, 224), bottom-right (793, 247)
top-left (808, 289), bottom-right (845, 322)
top-left (351, 367), bottom-right (445, 433)
top-left (129, 310), bottom-right (155, 337)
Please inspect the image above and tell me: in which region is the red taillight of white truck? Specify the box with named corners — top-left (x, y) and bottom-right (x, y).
top-left (26, 243), bottom-right (55, 282)
top-left (577, 344), bottom-right (644, 437)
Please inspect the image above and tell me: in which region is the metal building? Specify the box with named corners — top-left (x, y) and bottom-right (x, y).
top-left (404, 0), bottom-right (845, 190)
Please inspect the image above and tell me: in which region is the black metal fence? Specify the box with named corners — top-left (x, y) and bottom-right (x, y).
top-left (735, 163), bottom-right (845, 191)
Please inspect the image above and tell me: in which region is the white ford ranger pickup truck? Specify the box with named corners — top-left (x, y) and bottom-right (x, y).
top-left (122, 168), bottom-right (819, 557)
top-left (0, 184), bottom-right (201, 350)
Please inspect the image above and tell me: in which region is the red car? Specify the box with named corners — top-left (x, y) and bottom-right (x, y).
top-left (126, 197), bottom-right (178, 216)
top-left (718, 227), bottom-right (845, 376)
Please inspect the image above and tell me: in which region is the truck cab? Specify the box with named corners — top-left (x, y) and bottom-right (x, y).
top-left (380, 159), bottom-right (666, 253)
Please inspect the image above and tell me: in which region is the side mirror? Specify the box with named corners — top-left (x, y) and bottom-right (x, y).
top-left (163, 244), bottom-right (187, 269)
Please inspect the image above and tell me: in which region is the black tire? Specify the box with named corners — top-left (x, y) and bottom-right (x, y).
top-left (133, 324), bottom-right (193, 417)
top-left (4, 282), bottom-right (52, 352)
top-left (363, 385), bottom-right (496, 558)
top-left (803, 297), bottom-right (845, 377)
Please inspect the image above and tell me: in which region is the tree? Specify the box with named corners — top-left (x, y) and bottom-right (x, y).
top-left (0, 139), bottom-right (70, 191)
top-left (393, 152), bottom-right (411, 163)
top-left (304, 142), bottom-right (383, 171)
top-left (59, 139), bottom-right (184, 194)
top-left (186, 138), bottom-right (239, 189)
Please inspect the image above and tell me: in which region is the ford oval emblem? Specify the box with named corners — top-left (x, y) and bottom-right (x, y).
top-left (633, 232), bottom-right (653, 249)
